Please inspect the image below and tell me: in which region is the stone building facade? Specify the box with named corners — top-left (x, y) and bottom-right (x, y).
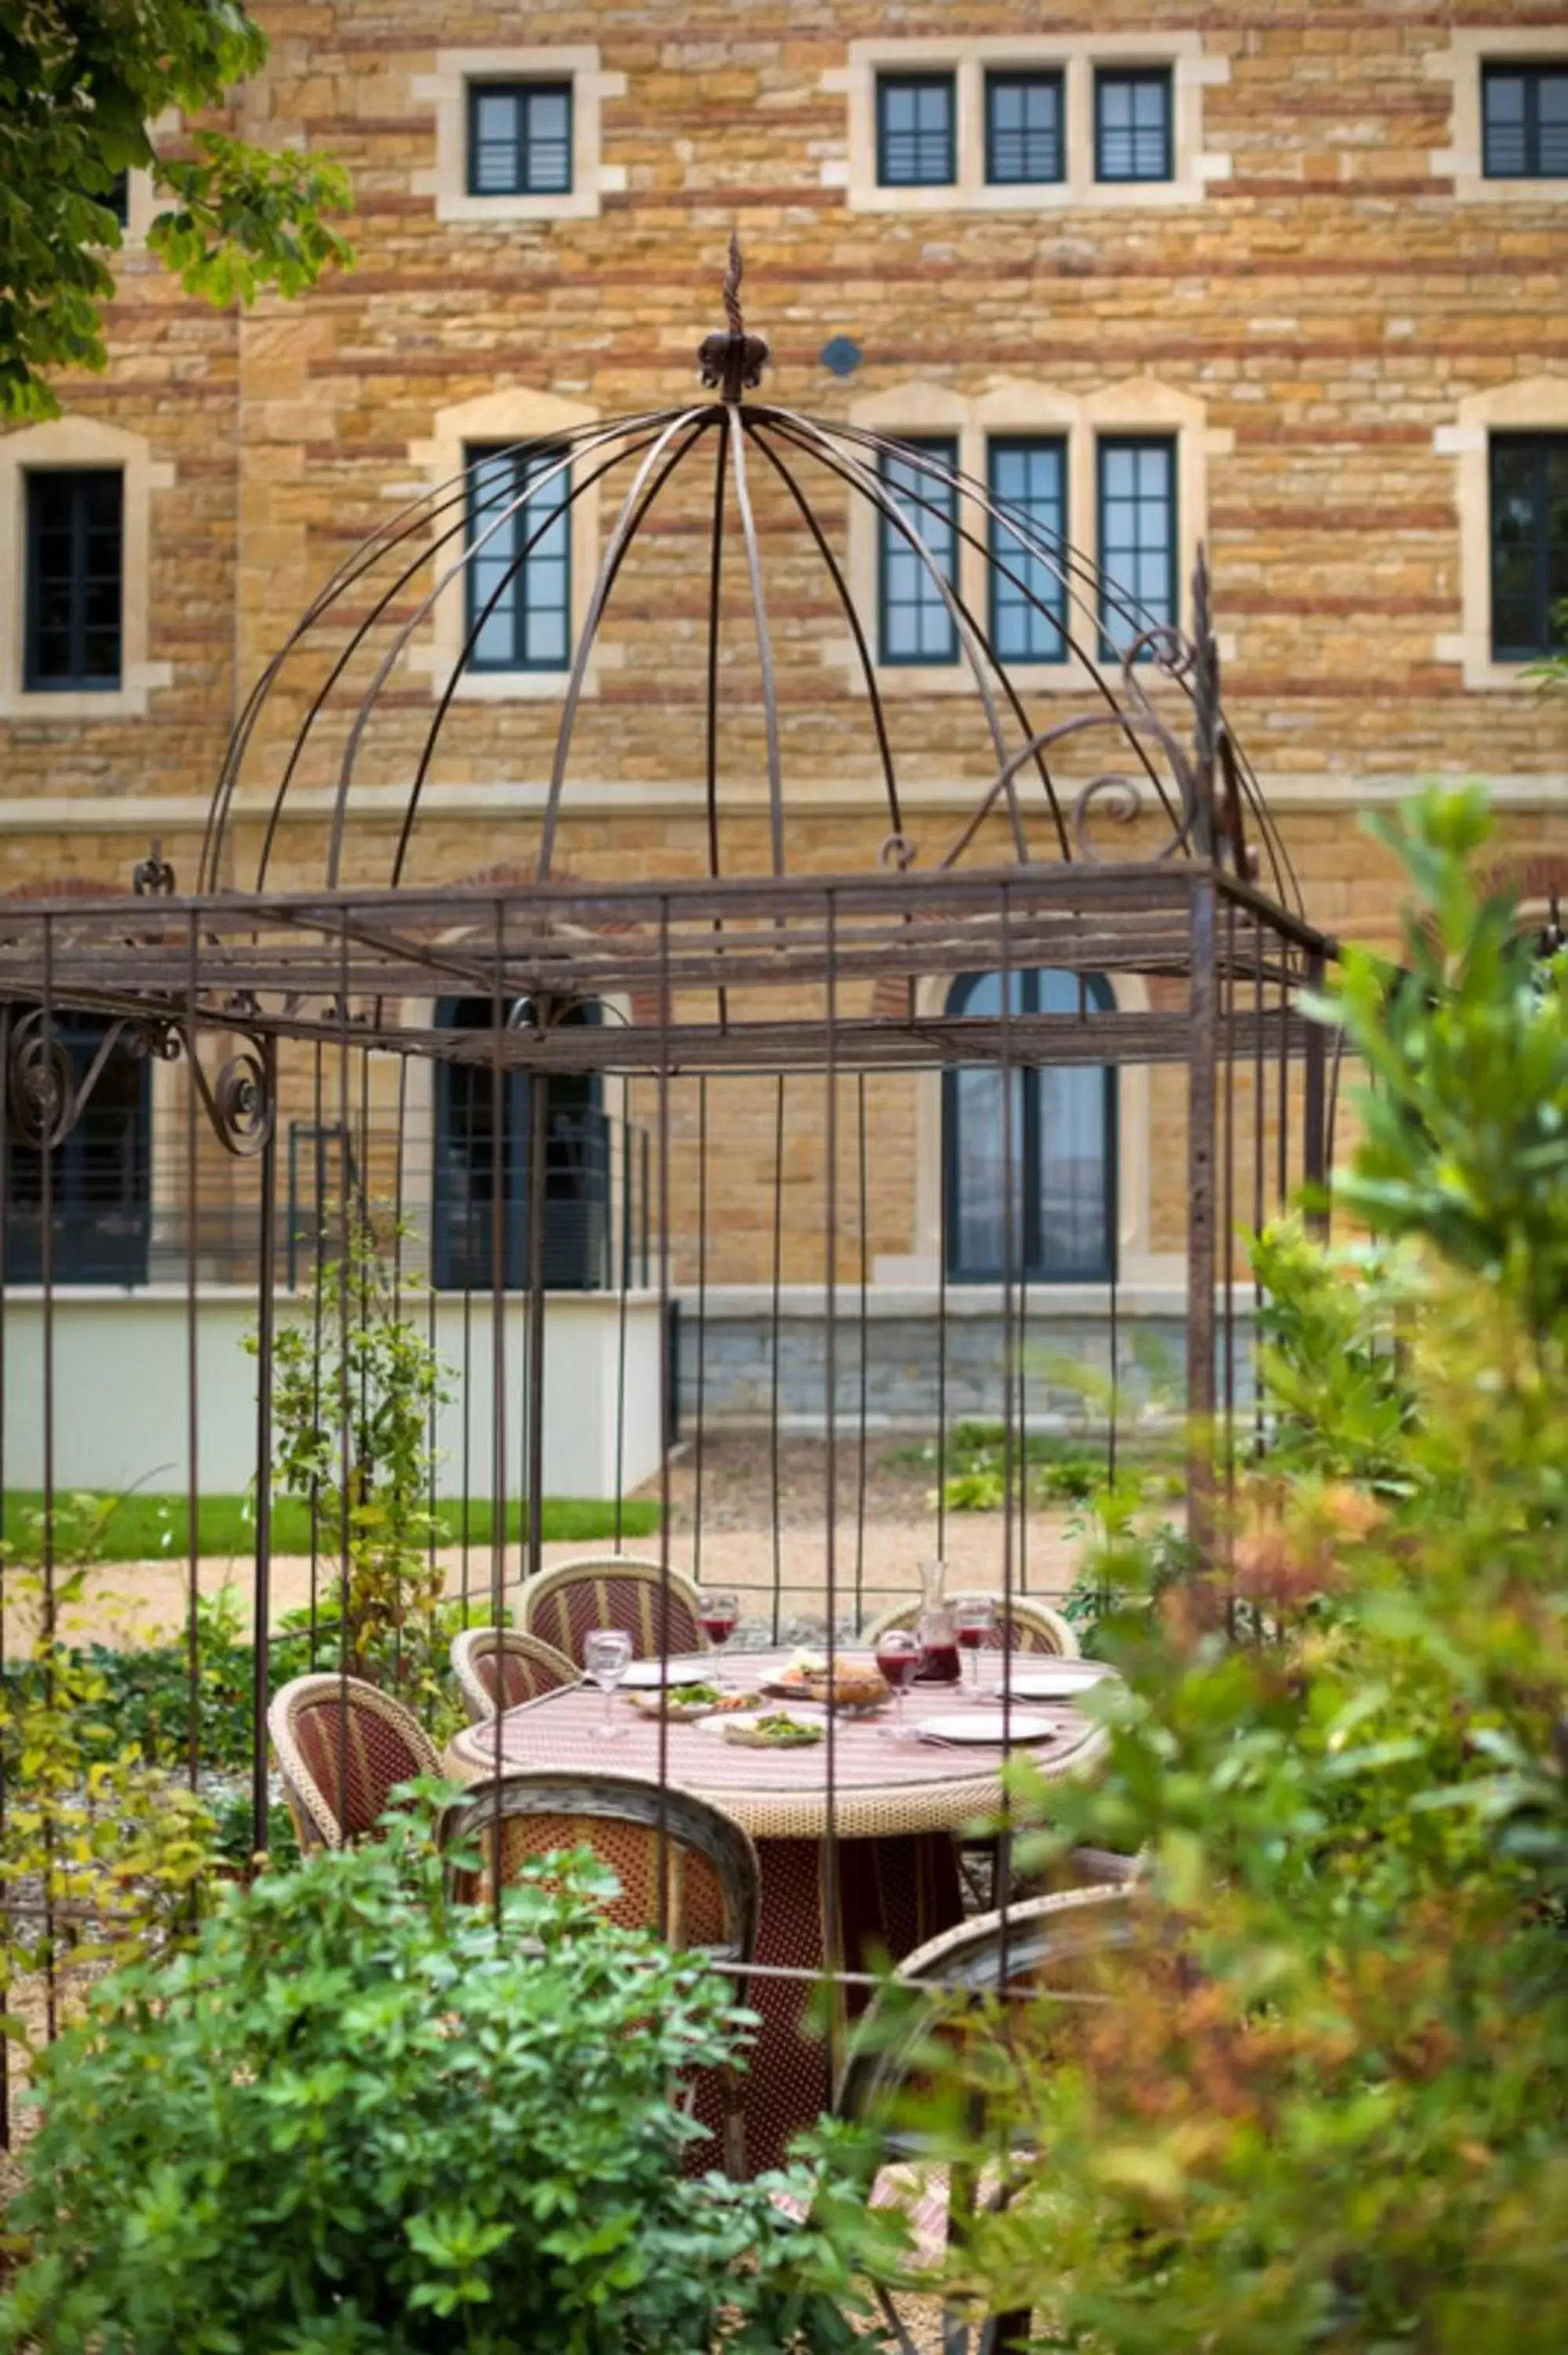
top-left (2, 0), bottom-right (1566, 1453)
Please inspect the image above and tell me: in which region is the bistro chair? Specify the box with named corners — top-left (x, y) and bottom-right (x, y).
top-left (450, 1624), bottom-right (577, 1722)
top-left (520, 1555), bottom-right (706, 1665)
top-left (268, 1672), bottom-right (441, 1851)
top-left (861, 1592), bottom-right (1080, 1659)
top-left (441, 1767), bottom-right (760, 2176)
top-left (837, 1886), bottom-right (1150, 2354)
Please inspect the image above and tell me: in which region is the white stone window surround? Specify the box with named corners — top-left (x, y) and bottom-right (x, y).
top-left (1426, 27), bottom-right (1568, 202)
top-left (1433, 375), bottom-right (1568, 692)
top-left (0, 416), bottom-right (174, 720)
top-left (824, 32), bottom-right (1231, 213)
top-left (835, 378), bottom-right (1234, 699)
top-left (408, 387), bottom-right (610, 705)
top-left (412, 46), bottom-right (627, 223)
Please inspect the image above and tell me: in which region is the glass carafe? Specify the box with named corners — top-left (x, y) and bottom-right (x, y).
top-left (915, 1557), bottom-right (961, 1684)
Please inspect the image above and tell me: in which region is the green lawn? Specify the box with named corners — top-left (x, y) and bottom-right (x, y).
top-left (0, 1491), bottom-right (659, 1565)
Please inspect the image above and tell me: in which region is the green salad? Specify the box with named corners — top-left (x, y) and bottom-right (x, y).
top-left (726, 1712), bottom-right (823, 1749)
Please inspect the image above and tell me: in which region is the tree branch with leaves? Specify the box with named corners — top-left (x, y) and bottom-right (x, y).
top-left (0, 1), bottom-right (352, 418)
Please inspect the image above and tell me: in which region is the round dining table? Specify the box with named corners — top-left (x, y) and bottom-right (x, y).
top-left (443, 1648), bottom-right (1113, 2175)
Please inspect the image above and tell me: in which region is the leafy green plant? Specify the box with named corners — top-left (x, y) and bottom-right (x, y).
top-left (252, 1206), bottom-right (452, 1722)
top-left (0, 1495), bottom-right (218, 2052)
top-left (0, 1816), bottom-right (879, 2353)
top-left (2, 1), bottom-right (352, 418)
top-left (899, 789), bottom-right (1568, 2351)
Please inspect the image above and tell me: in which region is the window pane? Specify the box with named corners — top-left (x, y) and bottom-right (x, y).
top-left (24, 469), bottom-right (122, 689)
top-left (989, 438), bottom-right (1067, 661)
top-left (878, 439), bottom-right (958, 664)
top-left (986, 71), bottom-right (1063, 184)
top-left (1098, 437), bottom-right (1176, 656)
top-left (1490, 433), bottom-right (1568, 657)
top-left (1096, 68), bottom-right (1172, 181)
top-left (469, 82), bottom-right (573, 195)
top-left (1540, 71), bottom-right (1568, 173)
top-left (877, 74), bottom-right (955, 185)
top-left (465, 445), bottom-right (573, 671)
top-left (946, 970), bottom-right (1114, 1282)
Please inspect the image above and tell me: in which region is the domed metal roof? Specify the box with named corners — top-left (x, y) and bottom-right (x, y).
top-left (201, 237), bottom-right (1296, 913)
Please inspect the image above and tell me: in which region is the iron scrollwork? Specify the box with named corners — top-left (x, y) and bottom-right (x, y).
top-left (5, 1010), bottom-right (275, 1159)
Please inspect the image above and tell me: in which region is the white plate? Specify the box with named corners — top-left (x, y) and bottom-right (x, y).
top-left (1001, 1668), bottom-right (1110, 1703)
top-left (914, 1709), bottom-right (1060, 1747)
top-left (618, 1656), bottom-right (713, 1690)
top-left (697, 1708), bottom-right (817, 1739)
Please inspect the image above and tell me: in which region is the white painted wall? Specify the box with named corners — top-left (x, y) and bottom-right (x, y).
top-left (0, 1290), bottom-right (665, 1504)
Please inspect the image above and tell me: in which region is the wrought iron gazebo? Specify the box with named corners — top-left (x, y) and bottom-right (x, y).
top-left (0, 245), bottom-right (1336, 2079)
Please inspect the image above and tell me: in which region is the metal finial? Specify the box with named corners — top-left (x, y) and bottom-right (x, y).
top-left (698, 228), bottom-right (769, 400)
top-left (133, 837), bottom-right (176, 896)
top-left (724, 228), bottom-right (745, 337)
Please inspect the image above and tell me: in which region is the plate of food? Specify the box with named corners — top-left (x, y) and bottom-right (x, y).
top-left (762, 1649), bottom-right (890, 1714)
top-left (714, 1710), bottom-right (826, 1750)
top-left (618, 1656), bottom-right (715, 1691)
top-left (626, 1681), bottom-right (760, 1722)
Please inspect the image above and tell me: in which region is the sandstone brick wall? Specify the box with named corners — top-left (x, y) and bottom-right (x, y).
top-left (2, 1), bottom-right (1565, 1299)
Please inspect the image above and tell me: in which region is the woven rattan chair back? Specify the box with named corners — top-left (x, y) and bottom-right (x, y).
top-left (268, 1673), bottom-right (441, 1850)
top-left (450, 1625), bottom-right (576, 1722)
top-left (442, 1768), bottom-right (759, 1966)
top-left (837, 1888), bottom-right (1149, 2354)
top-left (520, 1556), bottom-right (706, 1664)
top-left (861, 1592), bottom-right (1079, 1659)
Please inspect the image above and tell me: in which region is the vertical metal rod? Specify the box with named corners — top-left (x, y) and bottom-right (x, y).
top-left (1253, 915), bottom-right (1267, 1460)
top-left (1304, 947), bottom-right (1328, 1236)
top-left (655, 901), bottom-right (673, 1941)
top-left (308, 1042), bottom-right (324, 1669)
top-left (822, 892), bottom-right (843, 2105)
top-left (997, 885), bottom-right (1016, 1969)
top-left (935, 1074), bottom-right (950, 1564)
top-left (613, 1097), bottom-right (629, 1551)
top-left (40, 922), bottom-right (57, 2043)
top-left (184, 915), bottom-right (202, 1791)
top-left (854, 1072), bottom-right (869, 1628)
top-left (1222, 900), bottom-right (1238, 1631)
top-left (768, 1075), bottom-right (785, 1644)
top-left (0, 1002), bottom-right (11, 2145)
top-left (1187, 878), bottom-right (1219, 1565)
top-left (693, 1075), bottom-right (709, 1586)
top-left (1276, 948), bottom-right (1290, 1214)
top-left (524, 1038), bottom-right (549, 1594)
top-left (336, 922), bottom-right (352, 1845)
top-left (489, 908), bottom-right (507, 1880)
top-left (250, 1039), bottom-right (279, 1860)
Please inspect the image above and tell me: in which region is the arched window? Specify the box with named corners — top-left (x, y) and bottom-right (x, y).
top-left (943, 969), bottom-right (1117, 1281)
top-left (432, 998), bottom-right (608, 1291)
top-left (5, 1012), bottom-right (151, 1284)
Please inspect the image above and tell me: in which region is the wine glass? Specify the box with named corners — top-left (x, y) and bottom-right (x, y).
top-left (954, 1594), bottom-right (997, 1697)
top-left (584, 1627), bottom-right (633, 1740)
top-left (699, 1590), bottom-right (738, 1686)
top-left (874, 1627), bottom-right (922, 1740)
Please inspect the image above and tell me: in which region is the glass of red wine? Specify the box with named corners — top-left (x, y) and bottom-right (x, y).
top-left (875, 1628), bottom-right (923, 1738)
top-left (954, 1593), bottom-right (997, 1697)
top-left (699, 1590), bottom-right (738, 1685)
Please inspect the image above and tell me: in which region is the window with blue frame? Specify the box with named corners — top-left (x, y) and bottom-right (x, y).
top-left (24, 469), bottom-right (123, 692)
top-left (1094, 66), bottom-right (1172, 182)
top-left (985, 71), bottom-right (1065, 184)
top-left (943, 969), bottom-right (1117, 1283)
top-left (988, 436), bottom-right (1068, 662)
top-left (4, 1013), bottom-right (149, 1285)
top-left (466, 81), bottom-right (573, 195)
top-left (465, 444), bottom-right (571, 673)
top-left (878, 438), bottom-right (959, 665)
top-left (1098, 436), bottom-right (1176, 657)
top-left (1482, 64), bottom-right (1568, 177)
top-left (876, 73), bottom-right (956, 186)
top-left (1489, 433), bottom-right (1568, 660)
top-left (432, 999), bottom-right (608, 1291)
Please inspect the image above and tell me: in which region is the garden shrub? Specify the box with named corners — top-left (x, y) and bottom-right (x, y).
top-left (903, 790), bottom-right (1568, 2350)
top-left (0, 1813), bottom-right (878, 2353)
